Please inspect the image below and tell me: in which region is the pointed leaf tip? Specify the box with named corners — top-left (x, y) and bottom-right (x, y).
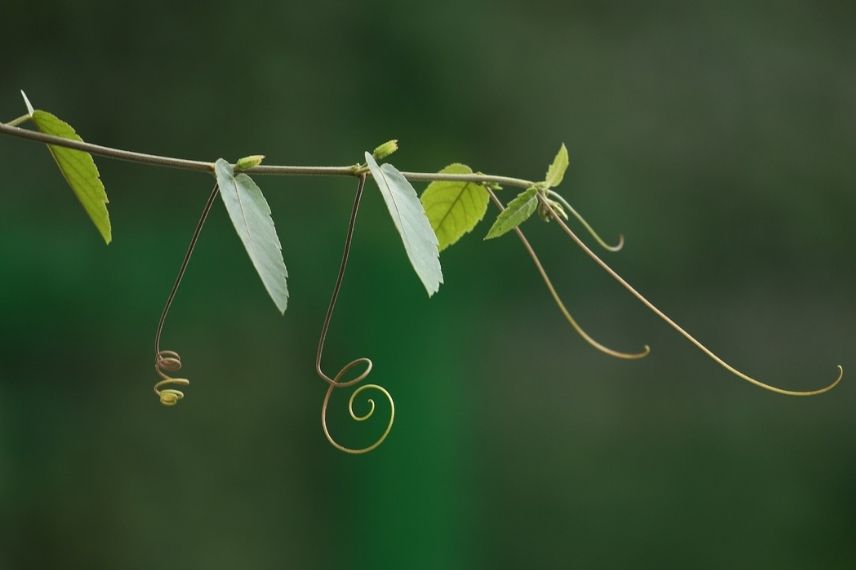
top-left (20, 90), bottom-right (34, 116)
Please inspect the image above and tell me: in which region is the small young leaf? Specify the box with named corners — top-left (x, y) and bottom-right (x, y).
top-left (545, 143), bottom-right (569, 188)
top-left (214, 159), bottom-right (289, 314)
top-left (30, 110), bottom-right (111, 244)
top-left (420, 163), bottom-right (489, 252)
top-left (364, 152), bottom-right (443, 296)
top-left (484, 186), bottom-right (540, 240)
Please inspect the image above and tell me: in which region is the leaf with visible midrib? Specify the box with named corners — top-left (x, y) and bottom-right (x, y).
top-left (214, 159), bottom-right (289, 314)
top-left (420, 163), bottom-right (489, 252)
top-left (484, 186), bottom-right (540, 239)
top-left (365, 152), bottom-right (443, 296)
top-left (31, 110), bottom-right (111, 244)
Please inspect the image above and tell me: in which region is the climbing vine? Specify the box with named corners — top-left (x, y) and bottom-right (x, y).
top-left (0, 91), bottom-right (844, 454)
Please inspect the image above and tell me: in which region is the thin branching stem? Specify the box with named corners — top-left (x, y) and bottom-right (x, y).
top-left (488, 189), bottom-right (650, 360)
top-left (539, 196), bottom-right (843, 396)
top-left (2, 118), bottom-right (842, 396)
top-left (0, 122), bottom-right (534, 189)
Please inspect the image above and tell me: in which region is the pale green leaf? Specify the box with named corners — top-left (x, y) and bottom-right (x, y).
top-left (420, 163), bottom-right (489, 252)
top-left (31, 110), bottom-right (111, 244)
top-left (214, 159), bottom-right (289, 314)
top-left (365, 152), bottom-right (443, 296)
top-left (545, 143), bottom-right (569, 188)
top-left (484, 186), bottom-right (540, 239)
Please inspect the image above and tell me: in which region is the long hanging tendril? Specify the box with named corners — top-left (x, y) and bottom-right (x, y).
top-left (488, 189), bottom-right (650, 360)
top-left (538, 195), bottom-right (843, 396)
top-left (154, 183), bottom-right (220, 406)
top-left (316, 174), bottom-right (395, 454)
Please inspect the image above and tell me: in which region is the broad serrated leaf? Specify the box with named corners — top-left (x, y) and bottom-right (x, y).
top-left (364, 152), bottom-right (443, 296)
top-left (420, 163), bottom-right (489, 252)
top-left (214, 159), bottom-right (289, 314)
top-left (30, 110), bottom-right (111, 244)
top-left (484, 186), bottom-right (540, 239)
top-left (545, 143), bottom-right (569, 188)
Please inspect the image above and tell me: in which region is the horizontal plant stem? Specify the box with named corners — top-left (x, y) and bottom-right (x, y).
top-left (1, 122), bottom-right (215, 171)
top-left (397, 170), bottom-right (532, 189)
top-left (0, 122), bottom-right (534, 189)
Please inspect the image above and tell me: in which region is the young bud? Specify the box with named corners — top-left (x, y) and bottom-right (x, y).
top-left (372, 139), bottom-right (399, 160)
top-left (235, 154), bottom-right (265, 171)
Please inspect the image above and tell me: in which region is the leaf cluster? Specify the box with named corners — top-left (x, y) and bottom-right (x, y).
top-left (20, 88), bottom-right (569, 311)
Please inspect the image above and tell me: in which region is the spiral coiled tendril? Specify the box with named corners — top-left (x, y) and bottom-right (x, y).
top-left (155, 350), bottom-right (190, 406)
top-left (320, 358), bottom-right (395, 455)
top-left (152, 183), bottom-right (219, 406)
top-left (315, 174), bottom-right (395, 454)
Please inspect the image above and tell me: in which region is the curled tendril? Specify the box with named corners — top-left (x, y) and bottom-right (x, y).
top-left (538, 195), bottom-right (844, 396)
top-left (320, 358), bottom-right (395, 455)
top-left (152, 183), bottom-right (219, 406)
top-left (315, 174), bottom-right (395, 454)
top-left (547, 190), bottom-right (624, 252)
top-left (155, 350), bottom-right (190, 406)
top-left (488, 189), bottom-right (649, 360)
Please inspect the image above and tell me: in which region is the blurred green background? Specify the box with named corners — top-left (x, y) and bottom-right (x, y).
top-left (1, 1), bottom-right (854, 568)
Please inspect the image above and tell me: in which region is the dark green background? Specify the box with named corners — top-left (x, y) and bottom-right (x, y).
top-left (1, 1), bottom-right (854, 568)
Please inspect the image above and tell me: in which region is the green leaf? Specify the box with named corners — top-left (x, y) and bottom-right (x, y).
top-left (30, 110), bottom-right (111, 244)
top-left (420, 163), bottom-right (489, 252)
top-left (214, 159), bottom-right (289, 314)
top-left (484, 186), bottom-right (540, 239)
top-left (364, 152), bottom-right (443, 296)
top-left (545, 143), bottom-right (569, 188)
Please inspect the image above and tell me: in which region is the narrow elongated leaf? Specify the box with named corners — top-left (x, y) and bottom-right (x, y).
top-left (484, 186), bottom-right (540, 239)
top-left (420, 163), bottom-right (489, 252)
top-left (545, 143), bottom-right (569, 188)
top-left (364, 152), bottom-right (443, 296)
top-left (214, 159), bottom-right (289, 314)
top-left (31, 110), bottom-right (111, 244)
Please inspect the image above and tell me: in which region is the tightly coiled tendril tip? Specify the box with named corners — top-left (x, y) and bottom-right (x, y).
top-left (155, 350), bottom-right (190, 406)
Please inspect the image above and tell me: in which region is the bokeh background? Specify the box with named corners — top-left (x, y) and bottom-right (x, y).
top-left (1, 1), bottom-right (854, 568)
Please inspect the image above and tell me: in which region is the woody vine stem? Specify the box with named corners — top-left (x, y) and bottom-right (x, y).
top-left (0, 98), bottom-right (844, 455)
